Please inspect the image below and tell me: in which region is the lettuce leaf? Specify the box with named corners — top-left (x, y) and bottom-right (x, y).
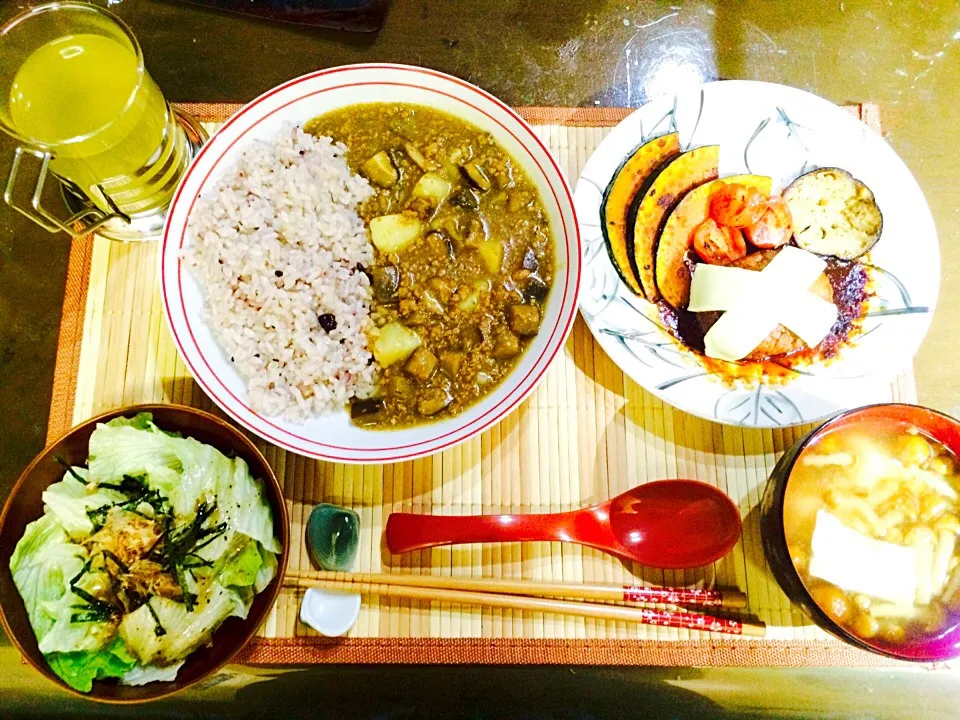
top-left (87, 414), bottom-right (279, 559)
top-left (217, 458), bottom-right (281, 554)
top-left (45, 637), bottom-right (136, 693)
top-left (10, 514), bottom-right (86, 643)
top-left (119, 583), bottom-right (247, 666)
top-left (215, 539), bottom-right (279, 619)
top-left (41, 472), bottom-right (126, 539)
top-left (38, 608), bottom-right (116, 655)
top-left (231, 587), bottom-right (253, 619)
top-left (255, 548), bottom-right (279, 594)
top-left (11, 412), bottom-right (283, 690)
top-left (87, 420), bottom-right (185, 505)
top-left (218, 537), bottom-right (263, 587)
top-left (193, 526), bottom-right (236, 565)
top-left (144, 435), bottom-right (234, 518)
top-left (121, 661), bottom-right (184, 686)
top-left (12, 515), bottom-right (117, 657)
top-left (105, 412), bottom-right (154, 431)
top-left (38, 565), bottom-right (117, 655)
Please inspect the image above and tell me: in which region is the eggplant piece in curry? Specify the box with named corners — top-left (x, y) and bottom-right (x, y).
top-left (304, 103), bottom-right (554, 428)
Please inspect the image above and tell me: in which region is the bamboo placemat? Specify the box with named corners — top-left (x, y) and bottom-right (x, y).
top-left (45, 103), bottom-right (921, 667)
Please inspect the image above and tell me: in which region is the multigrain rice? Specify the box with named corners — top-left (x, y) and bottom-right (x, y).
top-left (183, 126), bottom-right (378, 420)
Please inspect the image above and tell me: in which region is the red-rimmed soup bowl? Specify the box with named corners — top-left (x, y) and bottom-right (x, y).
top-left (761, 403), bottom-right (960, 661)
top-left (161, 64), bottom-right (580, 463)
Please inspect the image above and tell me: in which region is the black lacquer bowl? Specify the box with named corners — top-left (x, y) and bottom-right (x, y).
top-left (760, 403), bottom-right (960, 662)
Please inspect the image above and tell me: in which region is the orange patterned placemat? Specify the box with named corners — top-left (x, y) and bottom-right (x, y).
top-left (47, 103), bottom-right (918, 667)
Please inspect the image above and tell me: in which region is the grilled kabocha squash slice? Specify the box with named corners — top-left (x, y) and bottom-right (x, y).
top-left (600, 133), bottom-right (681, 297)
top-left (655, 174), bottom-right (772, 309)
top-left (631, 145), bottom-right (719, 301)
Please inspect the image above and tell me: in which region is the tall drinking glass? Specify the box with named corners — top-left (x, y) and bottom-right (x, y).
top-left (0, 1), bottom-right (205, 241)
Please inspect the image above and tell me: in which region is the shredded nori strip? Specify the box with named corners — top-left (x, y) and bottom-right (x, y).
top-left (97, 474), bottom-right (149, 494)
top-left (141, 499), bottom-right (228, 612)
top-left (174, 563), bottom-right (198, 611)
top-left (70, 585), bottom-right (115, 613)
top-left (150, 500), bottom-right (222, 569)
top-left (86, 505), bottom-right (112, 533)
top-left (145, 599), bottom-right (166, 637)
top-left (54, 456), bottom-right (87, 485)
top-left (69, 606), bottom-right (115, 624)
top-left (68, 557), bottom-right (122, 623)
top-left (76, 475), bottom-right (227, 620)
top-left (191, 523), bottom-right (229, 554)
top-left (101, 549), bottom-right (129, 575)
top-left (181, 553), bottom-right (214, 569)
top-left (85, 474), bottom-right (173, 533)
top-left (69, 557), bottom-right (92, 587)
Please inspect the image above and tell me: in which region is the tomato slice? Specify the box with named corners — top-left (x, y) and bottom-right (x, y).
top-left (745, 196), bottom-right (793, 249)
top-left (709, 184), bottom-right (767, 228)
top-left (691, 218), bottom-right (747, 265)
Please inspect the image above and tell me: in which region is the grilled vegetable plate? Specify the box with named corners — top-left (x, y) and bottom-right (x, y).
top-left (600, 133), bottom-right (681, 296)
top-left (631, 145), bottom-right (719, 301)
top-left (784, 167), bottom-right (882, 260)
top-left (656, 175), bottom-right (771, 309)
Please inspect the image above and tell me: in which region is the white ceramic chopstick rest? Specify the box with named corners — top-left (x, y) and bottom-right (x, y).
top-left (299, 587), bottom-right (361, 637)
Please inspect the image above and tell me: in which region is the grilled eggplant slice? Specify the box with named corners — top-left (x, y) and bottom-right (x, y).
top-left (784, 167), bottom-right (882, 260)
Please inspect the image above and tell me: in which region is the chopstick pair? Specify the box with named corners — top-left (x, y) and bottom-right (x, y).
top-left (285, 572), bottom-right (765, 638)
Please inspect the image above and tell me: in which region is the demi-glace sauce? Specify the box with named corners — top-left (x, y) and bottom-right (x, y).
top-left (658, 250), bottom-right (869, 382)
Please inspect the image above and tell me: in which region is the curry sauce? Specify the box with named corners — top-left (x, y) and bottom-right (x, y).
top-left (305, 104), bottom-right (554, 428)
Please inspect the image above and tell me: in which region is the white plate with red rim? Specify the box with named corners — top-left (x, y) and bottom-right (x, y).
top-left (161, 64), bottom-right (580, 463)
top-left (574, 80), bottom-right (938, 428)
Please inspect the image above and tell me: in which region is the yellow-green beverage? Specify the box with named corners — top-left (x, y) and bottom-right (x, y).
top-left (8, 31), bottom-right (190, 217)
top-left (0, 3), bottom-right (199, 237)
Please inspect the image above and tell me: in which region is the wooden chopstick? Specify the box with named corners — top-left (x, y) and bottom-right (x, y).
top-left (286, 575), bottom-right (765, 638)
top-left (287, 571), bottom-right (748, 608)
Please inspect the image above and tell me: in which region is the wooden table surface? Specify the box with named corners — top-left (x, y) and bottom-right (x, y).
top-left (1, 1), bottom-right (959, 718)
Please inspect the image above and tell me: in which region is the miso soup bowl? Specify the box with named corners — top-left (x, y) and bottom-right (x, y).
top-left (760, 403), bottom-right (960, 662)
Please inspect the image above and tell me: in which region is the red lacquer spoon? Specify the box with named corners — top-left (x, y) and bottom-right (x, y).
top-left (386, 480), bottom-right (742, 569)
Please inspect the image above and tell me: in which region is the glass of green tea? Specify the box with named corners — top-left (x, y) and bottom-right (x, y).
top-left (0, 1), bottom-right (205, 241)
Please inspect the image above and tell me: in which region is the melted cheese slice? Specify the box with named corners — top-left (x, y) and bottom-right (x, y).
top-left (771, 292), bottom-right (838, 347)
top-left (808, 510), bottom-right (917, 606)
top-left (687, 266), bottom-right (758, 312)
top-left (703, 305), bottom-right (778, 362)
top-left (688, 247), bottom-right (838, 361)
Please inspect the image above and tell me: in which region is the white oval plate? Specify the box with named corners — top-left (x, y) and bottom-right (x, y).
top-left (574, 81), bottom-right (938, 428)
top-left (162, 64), bottom-right (580, 462)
